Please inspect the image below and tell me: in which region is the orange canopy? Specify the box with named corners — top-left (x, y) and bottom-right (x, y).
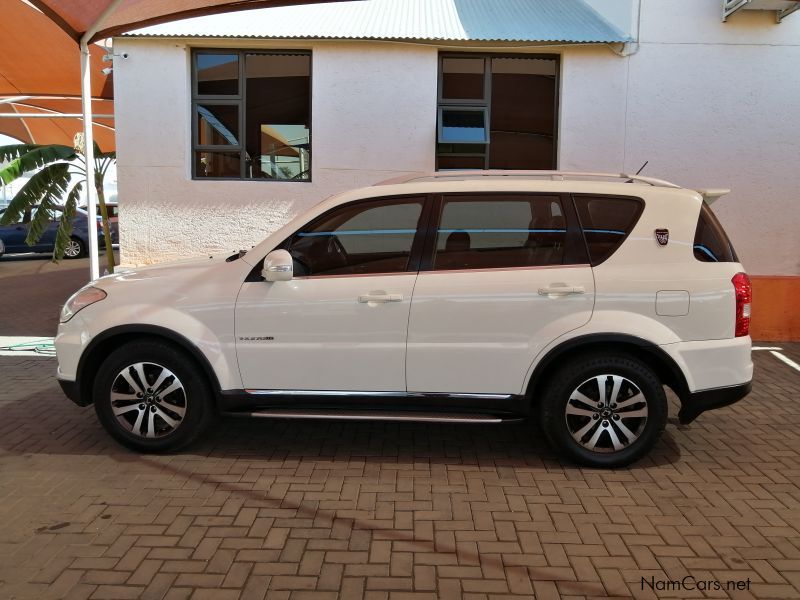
top-left (0, 1), bottom-right (113, 99)
top-left (29, 0), bottom-right (348, 43)
top-left (0, 98), bottom-right (116, 149)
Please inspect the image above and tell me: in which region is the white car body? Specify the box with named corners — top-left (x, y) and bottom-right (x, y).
top-left (55, 171), bottom-right (753, 466)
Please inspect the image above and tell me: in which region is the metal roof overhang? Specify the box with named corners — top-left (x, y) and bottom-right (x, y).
top-left (123, 0), bottom-right (632, 45)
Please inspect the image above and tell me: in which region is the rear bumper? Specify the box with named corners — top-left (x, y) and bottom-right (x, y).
top-left (678, 381), bottom-right (751, 424)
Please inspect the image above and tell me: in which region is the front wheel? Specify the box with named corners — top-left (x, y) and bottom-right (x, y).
top-left (540, 354), bottom-right (668, 468)
top-left (93, 340), bottom-right (214, 452)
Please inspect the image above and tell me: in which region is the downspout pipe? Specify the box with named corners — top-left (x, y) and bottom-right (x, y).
top-left (80, 0), bottom-right (124, 281)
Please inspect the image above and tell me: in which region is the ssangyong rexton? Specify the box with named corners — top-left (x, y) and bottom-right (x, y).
top-left (56, 171), bottom-right (753, 467)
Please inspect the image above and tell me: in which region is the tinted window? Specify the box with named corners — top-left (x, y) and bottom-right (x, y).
top-left (433, 195), bottom-right (567, 270)
top-left (574, 195), bottom-right (643, 265)
top-left (288, 197), bottom-right (424, 277)
top-left (694, 203), bottom-right (738, 262)
top-left (192, 51), bottom-right (311, 181)
top-left (196, 53), bottom-right (239, 96)
top-left (437, 54), bottom-right (558, 171)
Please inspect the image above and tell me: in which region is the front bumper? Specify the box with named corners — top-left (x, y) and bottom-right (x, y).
top-left (678, 381), bottom-right (752, 424)
top-left (58, 377), bottom-right (90, 407)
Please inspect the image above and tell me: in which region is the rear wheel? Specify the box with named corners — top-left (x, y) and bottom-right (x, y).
top-left (540, 354), bottom-right (667, 468)
top-left (93, 340), bottom-right (214, 452)
top-left (64, 236), bottom-right (86, 259)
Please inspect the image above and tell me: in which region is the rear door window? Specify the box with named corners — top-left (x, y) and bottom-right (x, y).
top-left (693, 203), bottom-right (738, 262)
top-left (573, 195), bottom-right (644, 265)
top-left (432, 194), bottom-right (576, 270)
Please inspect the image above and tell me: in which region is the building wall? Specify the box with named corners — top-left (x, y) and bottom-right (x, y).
top-left (115, 0), bottom-right (800, 288)
top-left (114, 39), bottom-right (437, 265)
top-left (565, 0), bottom-right (800, 279)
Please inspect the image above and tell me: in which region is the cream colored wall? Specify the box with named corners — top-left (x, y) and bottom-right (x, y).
top-left (116, 0), bottom-right (800, 274)
top-left (561, 0), bottom-right (800, 276)
top-left (113, 39), bottom-right (437, 265)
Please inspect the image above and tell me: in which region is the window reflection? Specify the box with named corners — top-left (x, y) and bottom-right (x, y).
top-left (196, 53), bottom-right (239, 96)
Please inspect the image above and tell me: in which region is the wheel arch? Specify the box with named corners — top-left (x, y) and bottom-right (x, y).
top-left (525, 334), bottom-right (690, 409)
top-left (74, 325), bottom-right (222, 407)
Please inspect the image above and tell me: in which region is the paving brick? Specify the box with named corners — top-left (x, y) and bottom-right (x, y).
top-left (0, 347), bottom-right (798, 599)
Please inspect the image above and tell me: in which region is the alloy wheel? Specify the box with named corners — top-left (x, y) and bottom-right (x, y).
top-left (565, 374), bottom-right (648, 453)
top-left (64, 239), bottom-right (82, 258)
top-left (109, 362), bottom-right (187, 438)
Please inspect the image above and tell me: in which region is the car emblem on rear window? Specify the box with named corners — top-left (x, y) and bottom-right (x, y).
top-left (654, 229), bottom-right (669, 246)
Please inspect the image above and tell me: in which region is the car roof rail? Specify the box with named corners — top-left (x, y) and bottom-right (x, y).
top-left (376, 170), bottom-right (682, 189)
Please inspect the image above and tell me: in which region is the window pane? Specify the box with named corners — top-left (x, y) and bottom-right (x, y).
top-left (441, 57), bottom-right (485, 100)
top-left (574, 196), bottom-right (643, 265)
top-left (196, 104), bottom-right (239, 146)
top-left (196, 53), bottom-right (239, 96)
top-left (489, 57), bottom-right (557, 170)
top-left (434, 195), bottom-right (566, 270)
top-left (439, 109), bottom-right (488, 143)
top-left (245, 53), bottom-right (311, 180)
top-left (195, 151), bottom-right (241, 178)
top-left (694, 204), bottom-right (738, 262)
top-left (437, 155), bottom-right (485, 170)
top-left (289, 198), bottom-right (424, 276)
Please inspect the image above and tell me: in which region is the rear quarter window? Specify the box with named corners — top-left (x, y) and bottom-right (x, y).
top-left (573, 195), bottom-right (644, 265)
top-left (693, 203), bottom-right (738, 263)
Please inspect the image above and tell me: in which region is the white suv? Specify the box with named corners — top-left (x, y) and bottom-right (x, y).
top-left (55, 171), bottom-right (753, 467)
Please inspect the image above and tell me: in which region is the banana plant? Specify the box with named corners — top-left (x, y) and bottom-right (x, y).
top-left (0, 137), bottom-right (116, 272)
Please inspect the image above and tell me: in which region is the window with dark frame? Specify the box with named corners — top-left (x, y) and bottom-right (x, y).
top-left (192, 49), bottom-right (312, 181)
top-left (433, 194), bottom-right (569, 271)
top-left (437, 54), bottom-right (559, 171)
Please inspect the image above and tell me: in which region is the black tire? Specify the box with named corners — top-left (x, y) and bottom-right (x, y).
top-left (93, 340), bottom-right (214, 452)
top-left (64, 236), bottom-right (87, 259)
top-left (539, 353), bottom-right (667, 468)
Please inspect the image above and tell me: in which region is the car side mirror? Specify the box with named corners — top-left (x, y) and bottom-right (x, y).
top-left (262, 249), bottom-right (294, 282)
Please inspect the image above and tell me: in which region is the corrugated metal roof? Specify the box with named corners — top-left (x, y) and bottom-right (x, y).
top-left (124, 0), bottom-right (630, 43)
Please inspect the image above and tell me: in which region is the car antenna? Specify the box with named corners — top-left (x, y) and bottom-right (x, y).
top-left (625, 161), bottom-right (649, 182)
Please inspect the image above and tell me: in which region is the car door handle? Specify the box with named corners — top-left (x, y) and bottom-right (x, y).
top-left (538, 285), bottom-right (586, 297)
top-left (358, 293), bottom-right (403, 303)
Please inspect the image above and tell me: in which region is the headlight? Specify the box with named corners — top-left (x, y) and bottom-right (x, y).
top-left (60, 286), bottom-right (107, 323)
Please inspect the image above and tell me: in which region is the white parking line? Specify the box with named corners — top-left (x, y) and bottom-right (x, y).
top-left (752, 346), bottom-right (783, 351)
top-left (770, 351), bottom-right (800, 374)
top-left (0, 336), bottom-right (56, 357)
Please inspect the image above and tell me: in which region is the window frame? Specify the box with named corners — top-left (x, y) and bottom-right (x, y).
top-left (436, 52), bottom-right (561, 171)
top-left (279, 194), bottom-right (435, 279)
top-left (437, 106), bottom-right (490, 144)
top-left (190, 48), bottom-right (313, 182)
top-left (418, 192), bottom-right (588, 272)
top-left (571, 193), bottom-right (645, 267)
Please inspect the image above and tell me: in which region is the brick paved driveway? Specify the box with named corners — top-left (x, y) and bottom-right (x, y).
top-left (0, 346), bottom-right (798, 600)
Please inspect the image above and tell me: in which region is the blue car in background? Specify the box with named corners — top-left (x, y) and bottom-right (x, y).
top-left (0, 205), bottom-right (101, 259)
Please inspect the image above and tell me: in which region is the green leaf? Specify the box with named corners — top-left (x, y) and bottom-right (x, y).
top-left (0, 144), bottom-right (76, 185)
top-left (93, 141), bottom-right (116, 161)
top-left (52, 182), bottom-right (82, 262)
top-left (0, 162), bottom-right (70, 232)
top-left (23, 164), bottom-right (72, 247)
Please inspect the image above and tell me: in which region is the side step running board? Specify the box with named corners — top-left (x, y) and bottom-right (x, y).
top-left (224, 409), bottom-right (517, 424)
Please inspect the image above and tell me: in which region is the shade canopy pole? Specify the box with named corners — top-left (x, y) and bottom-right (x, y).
top-left (80, 0), bottom-right (124, 281)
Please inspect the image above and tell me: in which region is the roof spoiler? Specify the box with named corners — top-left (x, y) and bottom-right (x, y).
top-left (696, 188), bottom-right (731, 205)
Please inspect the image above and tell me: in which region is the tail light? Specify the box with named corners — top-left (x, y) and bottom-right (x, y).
top-left (732, 272), bottom-right (751, 337)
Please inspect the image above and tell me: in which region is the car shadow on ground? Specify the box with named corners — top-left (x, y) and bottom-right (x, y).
top-left (0, 377), bottom-right (683, 469)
